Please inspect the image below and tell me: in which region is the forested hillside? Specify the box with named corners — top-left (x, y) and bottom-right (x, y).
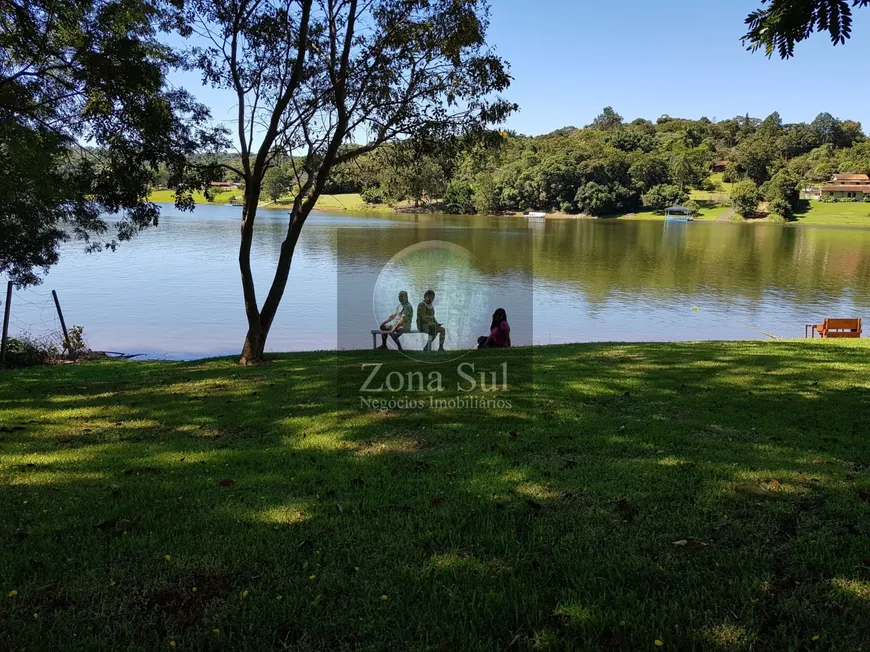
top-left (184, 108), bottom-right (870, 219)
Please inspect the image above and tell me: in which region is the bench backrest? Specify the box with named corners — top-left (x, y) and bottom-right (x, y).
top-left (824, 318), bottom-right (862, 337)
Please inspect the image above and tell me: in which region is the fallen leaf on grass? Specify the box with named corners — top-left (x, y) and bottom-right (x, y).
top-left (218, 479), bottom-right (235, 487)
top-left (736, 484), bottom-right (776, 499)
top-left (769, 479), bottom-right (781, 489)
top-left (430, 496), bottom-right (447, 507)
top-left (672, 539), bottom-right (708, 551)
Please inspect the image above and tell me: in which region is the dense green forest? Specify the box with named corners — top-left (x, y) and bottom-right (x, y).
top-left (163, 108), bottom-right (870, 219)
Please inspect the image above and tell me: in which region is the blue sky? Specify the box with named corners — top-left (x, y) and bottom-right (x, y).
top-left (169, 0), bottom-right (870, 138)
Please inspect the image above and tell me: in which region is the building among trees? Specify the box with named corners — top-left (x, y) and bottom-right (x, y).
top-left (818, 173), bottom-right (870, 200)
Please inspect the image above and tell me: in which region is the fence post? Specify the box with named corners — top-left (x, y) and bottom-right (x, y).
top-left (51, 290), bottom-right (72, 355)
top-left (1, 281), bottom-right (12, 365)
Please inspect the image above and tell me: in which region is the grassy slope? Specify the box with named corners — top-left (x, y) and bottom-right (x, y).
top-left (2, 342), bottom-right (870, 650)
top-left (792, 200), bottom-right (870, 226)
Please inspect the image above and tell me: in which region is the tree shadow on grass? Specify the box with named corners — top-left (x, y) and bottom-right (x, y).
top-left (1, 341), bottom-right (869, 650)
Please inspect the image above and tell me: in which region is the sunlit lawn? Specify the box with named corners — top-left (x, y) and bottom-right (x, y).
top-left (614, 204), bottom-right (729, 221)
top-left (792, 200), bottom-right (870, 227)
top-left (3, 341), bottom-right (870, 650)
top-left (149, 189), bottom-right (241, 205)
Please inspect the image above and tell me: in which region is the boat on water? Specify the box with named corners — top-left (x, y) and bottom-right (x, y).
top-left (663, 205), bottom-right (694, 222)
top-left (525, 211), bottom-right (547, 219)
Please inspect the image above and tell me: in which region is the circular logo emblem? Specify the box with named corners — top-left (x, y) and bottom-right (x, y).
top-left (373, 240), bottom-right (493, 363)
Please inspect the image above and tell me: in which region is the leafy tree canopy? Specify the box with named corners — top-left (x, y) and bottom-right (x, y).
top-left (0, 0), bottom-right (222, 286)
top-left (743, 0), bottom-right (870, 58)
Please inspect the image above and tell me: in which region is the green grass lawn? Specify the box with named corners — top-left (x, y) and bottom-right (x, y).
top-left (3, 341), bottom-right (870, 650)
top-left (615, 204), bottom-right (729, 222)
top-left (149, 189), bottom-right (241, 205)
top-left (690, 173), bottom-right (732, 204)
top-left (792, 201), bottom-right (870, 227)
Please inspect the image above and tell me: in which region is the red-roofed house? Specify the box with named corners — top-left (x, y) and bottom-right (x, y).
top-left (829, 173), bottom-right (870, 184)
top-left (820, 173), bottom-right (870, 200)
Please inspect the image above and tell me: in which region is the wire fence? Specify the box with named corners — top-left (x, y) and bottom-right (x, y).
top-left (1, 281), bottom-right (67, 358)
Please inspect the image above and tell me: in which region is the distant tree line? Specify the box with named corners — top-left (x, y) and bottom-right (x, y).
top-left (240, 107), bottom-right (867, 220)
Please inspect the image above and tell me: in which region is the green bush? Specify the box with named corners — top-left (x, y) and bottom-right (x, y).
top-left (442, 180), bottom-right (475, 214)
top-left (763, 169), bottom-right (800, 210)
top-left (768, 197), bottom-right (793, 220)
top-left (642, 184), bottom-right (688, 212)
top-left (4, 334), bottom-right (60, 366)
top-left (360, 185), bottom-right (385, 205)
top-left (731, 180), bottom-right (760, 217)
top-left (67, 325), bottom-right (89, 358)
top-left (472, 173), bottom-right (500, 215)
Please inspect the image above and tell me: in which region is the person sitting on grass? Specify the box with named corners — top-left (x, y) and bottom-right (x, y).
top-left (478, 308), bottom-right (511, 348)
top-left (378, 290), bottom-right (413, 350)
top-left (417, 289), bottom-right (445, 352)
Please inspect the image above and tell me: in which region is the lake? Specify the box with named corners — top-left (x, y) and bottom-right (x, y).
top-left (7, 203), bottom-right (870, 359)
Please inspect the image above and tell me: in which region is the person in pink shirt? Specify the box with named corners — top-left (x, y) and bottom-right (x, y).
top-left (478, 308), bottom-right (511, 348)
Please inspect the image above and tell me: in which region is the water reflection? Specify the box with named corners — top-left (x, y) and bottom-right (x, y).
top-left (8, 204), bottom-right (870, 358)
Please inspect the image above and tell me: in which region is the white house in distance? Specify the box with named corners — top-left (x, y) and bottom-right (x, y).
top-left (817, 173), bottom-right (870, 200)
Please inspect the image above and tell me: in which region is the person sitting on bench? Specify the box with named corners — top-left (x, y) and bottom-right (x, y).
top-left (379, 290), bottom-right (413, 350)
top-left (417, 289), bottom-right (445, 352)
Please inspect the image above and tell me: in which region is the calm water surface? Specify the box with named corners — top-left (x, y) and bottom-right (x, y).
top-left (8, 203), bottom-right (870, 358)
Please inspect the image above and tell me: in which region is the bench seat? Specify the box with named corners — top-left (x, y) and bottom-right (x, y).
top-left (370, 329), bottom-right (422, 349)
top-left (805, 318), bottom-right (862, 339)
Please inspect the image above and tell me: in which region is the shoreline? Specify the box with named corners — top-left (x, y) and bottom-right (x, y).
top-left (148, 192), bottom-right (870, 227)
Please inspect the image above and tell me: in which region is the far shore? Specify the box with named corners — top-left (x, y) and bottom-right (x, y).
top-left (148, 189), bottom-right (870, 227)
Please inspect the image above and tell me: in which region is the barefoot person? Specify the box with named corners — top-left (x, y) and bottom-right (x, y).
top-left (477, 308), bottom-right (511, 348)
top-left (417, 289), bottom-right (445, 352)
top-left (379, 290), bottom-right (413, 350)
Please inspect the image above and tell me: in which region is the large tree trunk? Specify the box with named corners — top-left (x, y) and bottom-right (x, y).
top-left (239, 323), bottom-right (268, 365)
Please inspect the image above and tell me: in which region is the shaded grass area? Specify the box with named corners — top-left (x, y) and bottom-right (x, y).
top-left (2, 342), bottom-right (870, 650)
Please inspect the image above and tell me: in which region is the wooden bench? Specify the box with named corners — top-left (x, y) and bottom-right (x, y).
top-left (370, 329), bottom-right (422, 349)
top-left (805, 318), bottom-right (862, 339)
